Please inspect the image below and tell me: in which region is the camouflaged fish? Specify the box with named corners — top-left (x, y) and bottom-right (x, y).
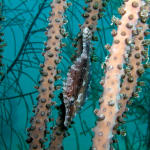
top-left (63, 27), bottom-right (91, 127)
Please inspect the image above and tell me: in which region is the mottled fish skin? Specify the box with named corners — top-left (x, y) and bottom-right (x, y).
top-left (75, 27), bottom-right (92, 110)
top-left (63, 27), bottom-right (91, 127)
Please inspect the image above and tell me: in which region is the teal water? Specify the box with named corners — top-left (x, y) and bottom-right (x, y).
top-left (0, 0), bottom-right (150, 150)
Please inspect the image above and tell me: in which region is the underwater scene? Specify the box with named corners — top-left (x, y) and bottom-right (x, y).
top-left (0, 0), bottom-right (150, 150)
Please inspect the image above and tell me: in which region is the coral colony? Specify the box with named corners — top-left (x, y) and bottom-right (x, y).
top-left (24, 0), bottom-right (150, 150)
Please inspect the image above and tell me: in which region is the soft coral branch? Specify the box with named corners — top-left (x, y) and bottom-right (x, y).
top-left (92, 0), bottom-right (143, 149)
top-left (26, 0), bottom-right (67, 149)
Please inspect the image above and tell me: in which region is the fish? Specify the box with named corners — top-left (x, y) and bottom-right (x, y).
top-left (63, 27), bottom-right (92, 127)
